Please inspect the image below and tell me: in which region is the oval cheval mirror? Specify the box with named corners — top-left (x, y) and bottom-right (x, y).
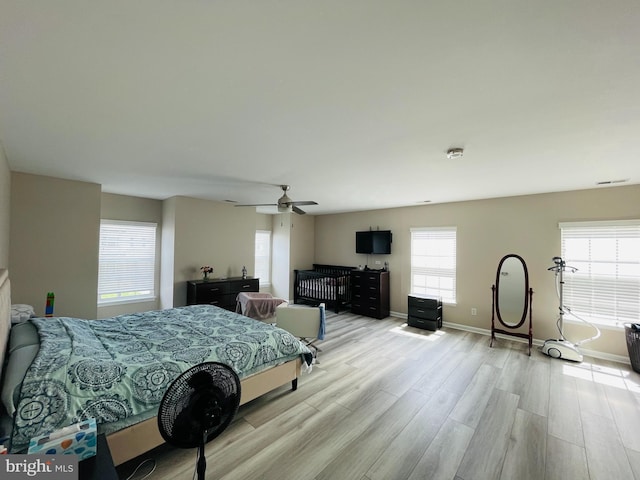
top-left (490, 254), bottom-right (534, 356)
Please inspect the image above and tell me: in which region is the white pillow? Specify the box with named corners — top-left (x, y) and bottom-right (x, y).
top-left (11, 304), bottom-right (35, 324)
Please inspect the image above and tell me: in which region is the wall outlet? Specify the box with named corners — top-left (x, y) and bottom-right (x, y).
top-left (471, 308), bottom-right (477, 316)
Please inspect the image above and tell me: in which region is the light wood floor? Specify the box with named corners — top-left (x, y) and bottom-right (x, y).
top-left (116, 312), bottom-right (640, 480)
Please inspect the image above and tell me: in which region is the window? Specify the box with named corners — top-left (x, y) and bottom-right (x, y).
top-left (98, 220), bottom-right (157, 305)
top-left (560, 220), bottom-right (640, 328)
top-left (255, 230), bottom-right (271, 286)
top-left (410, 227), bottom-right (457, 303)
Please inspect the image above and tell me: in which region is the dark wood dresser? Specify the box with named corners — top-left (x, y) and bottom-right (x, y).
top-left (350, 270), bottom-right (390, 319)
top-left (186, 277), bottom-right (259, 311)
top-left (407, 294), bottom-right (442, 331)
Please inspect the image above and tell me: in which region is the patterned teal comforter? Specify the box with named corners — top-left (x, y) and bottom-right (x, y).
top-left (10, 305), bottom-right (312, 452)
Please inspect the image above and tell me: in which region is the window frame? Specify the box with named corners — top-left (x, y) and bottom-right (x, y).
top-left (98, 219), bottom-right (157, 306)
top-left (410, 226), bottom-right (457, 304)
top-left (559, 219), bottom-right (640, 329)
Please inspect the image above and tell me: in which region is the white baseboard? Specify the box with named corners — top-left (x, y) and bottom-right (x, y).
top-left (389, 311), bottom-right (630, 365)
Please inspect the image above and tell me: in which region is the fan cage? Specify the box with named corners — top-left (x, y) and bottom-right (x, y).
top-left (158, 362), bottom-right (241, 448)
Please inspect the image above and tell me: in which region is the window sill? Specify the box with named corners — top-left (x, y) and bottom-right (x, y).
top-left (98, 297), bottom-right (157, 307)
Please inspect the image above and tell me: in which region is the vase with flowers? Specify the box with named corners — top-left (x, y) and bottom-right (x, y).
top-left (200, 265), bottom-right (213, 281)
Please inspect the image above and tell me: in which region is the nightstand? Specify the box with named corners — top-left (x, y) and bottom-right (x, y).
top-left (78, 434), bottom-right (118, 480)
top-left (407, 294), bottom-right (442, 331)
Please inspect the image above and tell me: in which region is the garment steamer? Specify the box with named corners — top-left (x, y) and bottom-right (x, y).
top-left (541, 257), bottom-right (601, 362)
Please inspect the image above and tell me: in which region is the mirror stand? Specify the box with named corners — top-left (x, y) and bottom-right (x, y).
top-left (489, 253), bottom-right (534, 356)
top-left (490, 285), bottom-right (534, 355)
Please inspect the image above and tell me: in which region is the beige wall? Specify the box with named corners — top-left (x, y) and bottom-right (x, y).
top-left (10, 173), bottom-right (101, 319)
top-left (0, 143), bottom-right (9, 268)
top-left (98, 193), bottom-right (163, 318)
top-left (256, 214), bottom-right (272, 231)
top-left (315, 185), bottom-right (640, 359)
top-left (166, 196), bottom-right (259, 307)
top-left (8, 177), bottom-right (267, 317)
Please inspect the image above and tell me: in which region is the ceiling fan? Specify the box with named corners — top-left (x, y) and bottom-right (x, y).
top-left (235, 185), bottom-right (318, 215)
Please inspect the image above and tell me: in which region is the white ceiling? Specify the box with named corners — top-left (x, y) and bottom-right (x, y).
top-left (1, 1), bottom-right (639, 215)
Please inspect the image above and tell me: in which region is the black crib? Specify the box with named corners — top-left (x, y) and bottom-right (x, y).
top-left (293, 264), bottom-right (355, 313)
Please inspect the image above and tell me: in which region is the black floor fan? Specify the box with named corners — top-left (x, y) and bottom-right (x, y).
top-left (158, 362), bottom-right (241, 480)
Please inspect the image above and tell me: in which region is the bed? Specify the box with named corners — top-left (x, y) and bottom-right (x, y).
top-left (0, 269), bottom-right (312, 465)
top-left (293, 264), bottom-right (355, 313)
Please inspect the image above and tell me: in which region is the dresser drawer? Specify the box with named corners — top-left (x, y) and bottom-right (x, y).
top-left (353, 290), bottom-right (381, 302)
top-left (351, 272), bottom-right (380, 286)
top-left (408, 304), bottom-right (442, 321)
top-left (228, 278), bottom-right (259, 294)
top-left (197, 294), bottom-right (227, 308)
top-left (362, 273), bottom-right (382, 284)
top-left (351, 300), bottom-right (364, 314)
top-left (195, 282), bottom-right (229, 300)
top-left (408, 295), bottom-right (441, 309)
top-left (352, 302), bottom-right (382, 318)
top-left (407, 315), bottom-right (441, 331)
top-left (352, 282), bottom-right (382, 297)
top-left (201, 294), bottom-right (238, 308)
top-left (350, 272), bottom-right (366, 283)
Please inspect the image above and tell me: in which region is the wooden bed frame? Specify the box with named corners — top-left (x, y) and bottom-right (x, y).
top-left (293, 264), bottom-right (355, 313)
top-left (107, 358), bottom-right (301, 465)
top-left (0, 269), bottom-right (303, 466)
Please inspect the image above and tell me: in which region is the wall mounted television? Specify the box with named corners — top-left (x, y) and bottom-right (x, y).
top-left (356, 230), bottom-right (392, 254)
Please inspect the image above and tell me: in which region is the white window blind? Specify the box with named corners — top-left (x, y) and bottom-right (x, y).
top-left (98, 220), bottom-right (157, 304)
top-left (255, 230), bottom-right (271, 286)
top-left (560, 220), bottom-right (640, 327)
top-left (410, 227), bottom-right (457, 304)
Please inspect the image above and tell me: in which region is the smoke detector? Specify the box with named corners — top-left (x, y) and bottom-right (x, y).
top-left (446, 148), bottom-right (464, 159)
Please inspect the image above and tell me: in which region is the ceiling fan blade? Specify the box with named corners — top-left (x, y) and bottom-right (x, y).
top-left (292, 206), bottom-right (306, 215)
top-left (234, 203), bottom-right (277, 207)
top-left (289, 201), bottom-right (318, 206)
